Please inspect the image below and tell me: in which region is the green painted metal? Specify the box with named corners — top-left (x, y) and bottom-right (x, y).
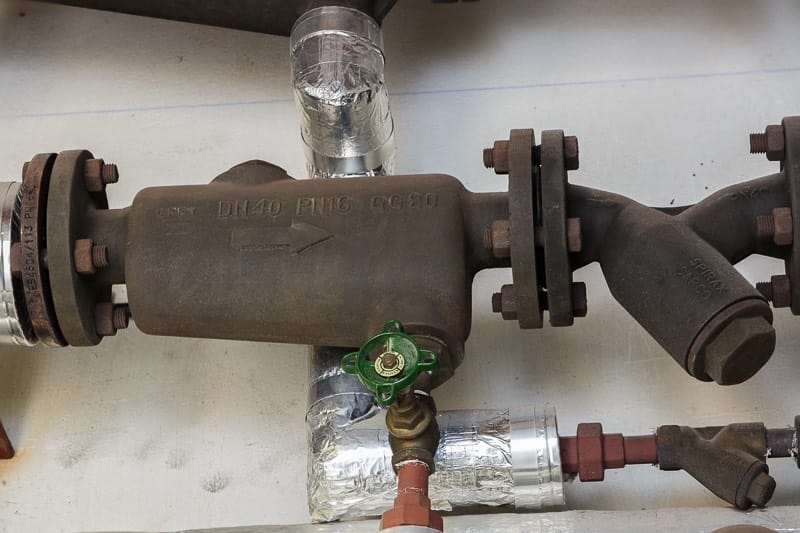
top-left (341, 320), bottom-right (438, 406)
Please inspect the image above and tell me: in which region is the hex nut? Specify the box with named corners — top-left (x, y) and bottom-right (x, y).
top-left (771, 275), bottom-right (792, 308)
top-left (703, 316), bottom-right (775, 385)
top-left (576, 423), bottom-right (604, 482)
top-left (84, 159), bottom-right (119, 193)
top-left (95, 302), bottom-right (117, 337)
top-left (386, 402), bottom-right (433, 439)
top-left (765, 125), bottom-right (786, 162)
top-left (485, 140), bottom-right (510, 175)
top-left (572, 282), bottom-right (588, 318)
top-left (491, 284), bottom-right (518, 321)
top-left (564, 135), bottom-right (580, 171)
top-left (74, 239), bottom-right (97, 275)
top-left (491, 220), bottom-right (511, 258)
top-left (381, 493), bottom-right (443, 530)
top-left (772, 207), bottom-right (793, 246)
top-left (567, 217), bottom-right (582, 252)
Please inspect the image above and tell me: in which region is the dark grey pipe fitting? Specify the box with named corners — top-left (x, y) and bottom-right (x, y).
top-left (569, 185), bottom-right (774, 385)
top-left (657, 423), bottom-right (775, 509)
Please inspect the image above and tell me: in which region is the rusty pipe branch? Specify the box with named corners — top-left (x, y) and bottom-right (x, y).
top-left (560, 417), bottom-right (799, 510)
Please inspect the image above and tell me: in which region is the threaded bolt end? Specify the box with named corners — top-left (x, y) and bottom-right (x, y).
top-left (483, 228), bottom-right (493, 250)
top-left (483, 148), bottom-right (494, 169)
top-left (102, 163), bottom-right (119, 184)
top-left (750, 132), bottom-right (768, 154)
top-left (112, 305), bottom-right (130, 330)
top-left (756, 281), bottom-right (774, 301)
top-left (92, 244), bottom-right (109, 268)
top-left (491, 292), bottom-right (502, 313)
top-left (757, 215), bottom-right (775, 240)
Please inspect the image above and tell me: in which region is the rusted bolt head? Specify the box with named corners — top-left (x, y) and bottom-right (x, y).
top-left (770, 274), bottom-right (791, 308)
top-left (703, 316), bottom-right (775, 385)
top-left (84, 159), bottom-right (119, 193)
top-left (95, 302), bottom-right (117, 337)
top-left (564, 135), bottom-right (579, 171)
top-left (74, 238), bottom-right (108, 275)
top-left (567, 217), bottom-right (582, 252)
top-left (572, 282), bottom-right (588, 318)
top-left (491, 284), bottom-right (517, 320)
top-left (95, 303), bottom-right (130, 337)
top-left (764, 125), bottom-right (786, 162)
top-left (491, 220), bottom-right (511, 258)
top-left (772, 207), bottom-right (793, 246)
top-left (484, 140), bottom-right (509, 175)
top-left (74, 239), bottom-right (97, 275)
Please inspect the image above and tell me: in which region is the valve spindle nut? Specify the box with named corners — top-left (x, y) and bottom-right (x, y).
top-left (564, 135), bottom-right (580, 171)
top-left (84, 158), bottom-right (119, 192)
top-left (74, 238), bottom-right (109, 275)
top-left (483, 140), bottom-right (509, 175)
top-left (750, 125), bottom-right (785, 162)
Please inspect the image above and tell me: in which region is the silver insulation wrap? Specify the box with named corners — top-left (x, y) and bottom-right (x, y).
top-left (307, 395), bottom-right (564, 523)
top-left (290, 7), bottom-right (396, 178)
top-left (0, 182), bottom-right (34, 346)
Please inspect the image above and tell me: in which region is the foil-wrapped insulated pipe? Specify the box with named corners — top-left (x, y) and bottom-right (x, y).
top-left (290, 6), bottom-right (396, 178)
top-left (0, 182), bottom-right (35, 346)
top-left (307, 400), bottom-right (564, 523)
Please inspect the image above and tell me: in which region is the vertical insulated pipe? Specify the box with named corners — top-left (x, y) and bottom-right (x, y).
top-left (290, 6), bottom-right (396, 178)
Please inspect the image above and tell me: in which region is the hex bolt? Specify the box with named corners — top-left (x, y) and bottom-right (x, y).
top-left (572, 282), bottom-right (588, 317)
top-left (483, 140), bottom-right (509, 175)
top-left (74, 238), bottom-right (109, 275)
top-left (756, 275), bottom-right (792, 308)
top-left (491, 284), bottom-right (518, 320)
top-left (567, 217), bottom-right (582, 252)
top-left (484, 220), bottom-right (511, 258)
top-left (84, 158), bottom-right (120, 193)
top-left (95, 302), bottom-right (130, 337)
top-left (756, 207), bottom-right (793, 246)
top-left (749, 125), bottom-right (785, 162)
top-left (564, 135), bottom-right (580, 171)
top-left (113, 304), bottom-right (131, 330)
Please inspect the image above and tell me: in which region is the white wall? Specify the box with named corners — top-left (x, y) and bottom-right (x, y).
top-left (0, 0), bottom-right (799, 531)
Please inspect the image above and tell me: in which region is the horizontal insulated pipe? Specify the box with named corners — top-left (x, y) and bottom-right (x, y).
top-left (307, 401), bottom-right (563, 523)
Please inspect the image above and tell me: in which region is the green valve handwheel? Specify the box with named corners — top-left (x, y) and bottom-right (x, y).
top-left (341, 320), bottom-right (438, 406)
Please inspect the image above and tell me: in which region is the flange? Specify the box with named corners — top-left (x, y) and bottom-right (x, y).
top-left (782, 117), bottom-right (800, 314)
top-left (508, 129), bottom-right (543, 329)
top-left (540, 130), bottom-right (575, 326)
top-left (47, 150), bottom-right (111, 346)
top-left (19, 153), bottom-right (65, 347)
